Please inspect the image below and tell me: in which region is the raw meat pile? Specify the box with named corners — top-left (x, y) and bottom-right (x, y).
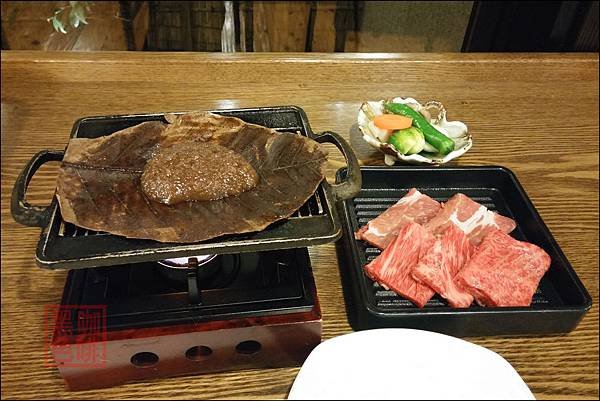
top-left (355, 189), bottom-right (551, 308)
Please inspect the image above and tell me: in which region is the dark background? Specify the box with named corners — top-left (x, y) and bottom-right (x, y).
top-left (463, 0), bottom-right (599, 52)
top-left (1, 1), bottom-right (598, 52)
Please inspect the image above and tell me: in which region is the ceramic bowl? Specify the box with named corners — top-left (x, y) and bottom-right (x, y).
top-left (357, 97), bottom-right (472, 165)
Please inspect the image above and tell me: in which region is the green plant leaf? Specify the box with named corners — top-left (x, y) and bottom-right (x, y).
top-left (48, 2), bottom-right (90, 33)
top-left (73, 3), bottom-right (88, 25)
top-left (51, 16), bottom-right (67, 34)
top-left (69, 8), bottom-right (79, 28)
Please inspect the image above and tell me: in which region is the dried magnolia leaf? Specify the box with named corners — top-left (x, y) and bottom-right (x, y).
top-left (56, 112), bottom-right (328, 243)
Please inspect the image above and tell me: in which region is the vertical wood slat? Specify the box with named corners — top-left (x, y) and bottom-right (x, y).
top-left (252, 1), bottom-right (311, 52)
top-left (1, 22), bottom-right (8, 49)
top-left (238, 1), bottom-right (246, 52)
top-left (119, 1), bottom-right (135, 50)
top-left (311, 1), bottom-right (336, 52)
top-left (182, 1), bottom-right (192, 50)
top-left (239, 1), bottom-right (253, 51)
top-left (147, 1), bottom-right (224, 51)
top-left (190, 1), bottom-right (224, 51)
top-left (575, 0), bottom-right (599, 51)
top-left (334, 0), bottom-right (358, 52)
top-left (132, 1), bottom-right (150, 50)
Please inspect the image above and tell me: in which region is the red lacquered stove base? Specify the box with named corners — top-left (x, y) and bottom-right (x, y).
top-left (50, 248), bottom-right (320, 390)
top-left (52, 307), bottom-right (322, 391)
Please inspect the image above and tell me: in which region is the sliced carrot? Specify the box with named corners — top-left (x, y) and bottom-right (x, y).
top-left (373, 114), bottom-right (413, 130)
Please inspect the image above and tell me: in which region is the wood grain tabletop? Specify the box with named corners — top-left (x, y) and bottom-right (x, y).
top-left (1, 51), bottom-right (598, 400)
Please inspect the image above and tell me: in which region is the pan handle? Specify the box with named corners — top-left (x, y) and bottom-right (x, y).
top-left (314, 131), bottom-right (362, 201)
top-left (11, 150), bottom-right (65, 228)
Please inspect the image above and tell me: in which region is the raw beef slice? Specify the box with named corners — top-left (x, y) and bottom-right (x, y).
top-left (355, 188), bottom-right (441, 249)
top-left (412, 223), bottom-right (477, 308)
top-left (364, 222), bottom-right (436, 308)
top-left (454, 229), bottom-right (551, 307)
top-left (424, 193), bottom-right (516, 246)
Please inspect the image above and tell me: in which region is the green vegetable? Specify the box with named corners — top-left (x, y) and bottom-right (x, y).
top-left (388, 127), bottom-right (425, 155)
top-left (383, 102), bottom-right (455, 155)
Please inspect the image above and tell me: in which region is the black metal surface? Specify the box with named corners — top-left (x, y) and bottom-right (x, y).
top-left (58, 247), bottom-right (316, 333)
top-left (462, 1), bottom-right (599, 52)
top-left (11, 150), bottom-right (64, 228)
top-left (335, 166), bottom-right (592, 336)
top-left (314, 131), bottom-right (361, 202)
top-left (12, 106), bottom-right (361, 270)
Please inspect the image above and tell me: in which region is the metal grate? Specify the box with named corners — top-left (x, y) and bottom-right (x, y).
top-left (353, 191), bottom-right (551, 309)
top-left (59, 192), bottom-right (325, 238)
top-left (58, 222), bottom-right (108, 237)
top-left (37, 107), bottom-right (353, 270)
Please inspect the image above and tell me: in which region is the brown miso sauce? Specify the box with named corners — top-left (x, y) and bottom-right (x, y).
top-left (141, 141), bottom-right (259, 205)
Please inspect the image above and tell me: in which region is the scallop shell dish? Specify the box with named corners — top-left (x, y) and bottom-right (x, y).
top-left (358, 97), bottom-right (472, 165)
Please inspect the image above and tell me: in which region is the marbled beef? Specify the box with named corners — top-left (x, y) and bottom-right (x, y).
top-left (364, 222), bottom-right (436, 308)
top-left (424, 193), bottom-right (516, 245)
top-left (355, 188), bottom-right (441, 249)
top-left (455, 229), bottom-right (551, 307)
top-left (412, 223), bottom-right (476, 308)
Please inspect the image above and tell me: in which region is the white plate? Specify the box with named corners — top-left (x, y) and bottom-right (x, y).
top-left (288, 329), bottom-right (534, 400)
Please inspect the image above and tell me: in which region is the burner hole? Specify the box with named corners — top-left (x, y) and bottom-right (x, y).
top-left (186, 346), bottom-right (213, 361)
top-left (235, 340), bottom-right (261, 355)
top-left (130, 352), bottom-right (159, 368)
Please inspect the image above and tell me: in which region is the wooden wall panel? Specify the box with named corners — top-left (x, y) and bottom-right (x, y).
top-left (252, 1), bottom-right (311, 52)
top-left (1, 1), bottom-right (67, 50)
top-left (133, 1), bottom-right (150, 50)
top-left (1, 1), bottom-right (135, 51)
top-left (311, 1), bottom-right (336, 52)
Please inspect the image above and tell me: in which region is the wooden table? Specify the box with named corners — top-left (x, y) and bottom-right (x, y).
top-left (1, 52), bottom-right (598, 399)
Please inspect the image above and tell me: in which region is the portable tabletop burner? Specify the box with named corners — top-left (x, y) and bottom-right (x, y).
top-left (11, 107), bottom-right (361, 391)
top-left (52, 248), bottom-right (321, 391)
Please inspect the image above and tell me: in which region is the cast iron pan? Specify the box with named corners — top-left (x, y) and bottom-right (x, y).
top-left (12, 106), bottom-right (361, 269)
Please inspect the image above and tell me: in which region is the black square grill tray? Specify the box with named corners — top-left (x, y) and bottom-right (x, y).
top-left (11, 106), bottom-right (361, 270)
top-left (335, 166), bottom-right (592, 336)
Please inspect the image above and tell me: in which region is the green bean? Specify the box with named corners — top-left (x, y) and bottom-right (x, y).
top-left (383, 103), bottom-right (455, 155)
